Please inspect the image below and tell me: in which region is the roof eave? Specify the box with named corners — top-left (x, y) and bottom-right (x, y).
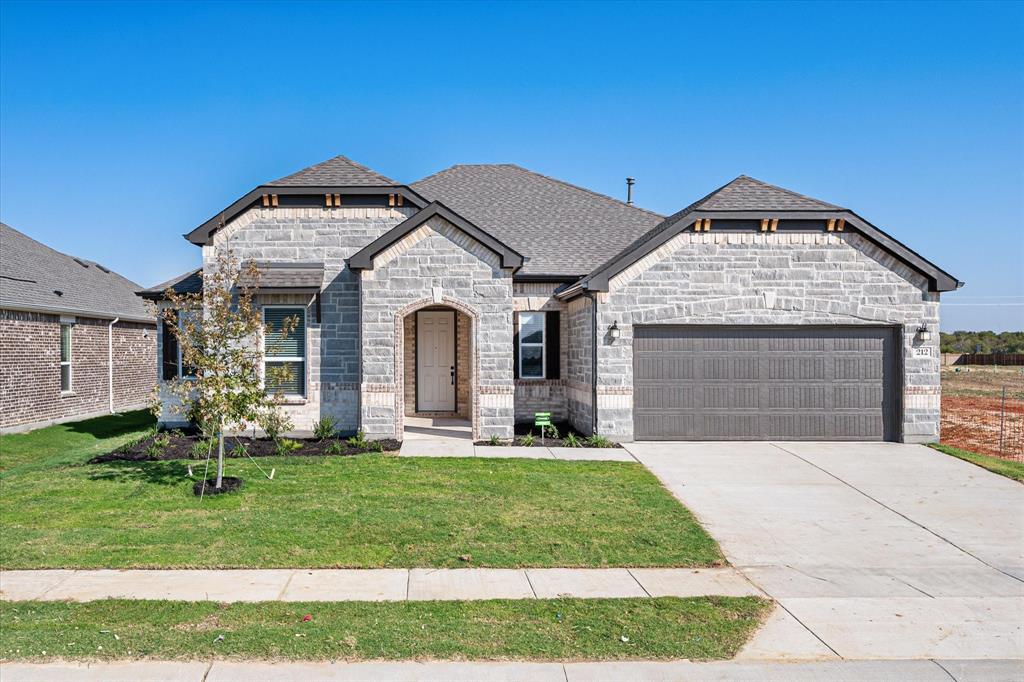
top-left (184, 184), bottom-right (431, 246)
top-left (562, 208), bottom-right (960, 296)
top-left (1, 302), bottom-right (154, 324)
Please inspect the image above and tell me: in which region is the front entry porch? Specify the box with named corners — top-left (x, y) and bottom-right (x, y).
top-left (402, 307), bottom-right (472, 420)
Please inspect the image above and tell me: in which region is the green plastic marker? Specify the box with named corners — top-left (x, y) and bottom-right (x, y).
top-left (535, 412), bottom-right (552, 444)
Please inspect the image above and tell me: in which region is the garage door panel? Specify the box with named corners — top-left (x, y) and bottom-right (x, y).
top-left (633, 326), bottom-right (899, 441)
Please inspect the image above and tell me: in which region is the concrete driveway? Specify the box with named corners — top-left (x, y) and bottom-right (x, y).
top-left (626, 441), bottom-right (1024, 661)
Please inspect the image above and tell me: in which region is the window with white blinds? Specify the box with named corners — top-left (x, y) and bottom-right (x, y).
top-left (263, 307), bottom-right (306, 396)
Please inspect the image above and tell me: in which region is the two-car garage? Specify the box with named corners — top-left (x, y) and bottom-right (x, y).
top-left (632, 326), bottom-right (901, 441)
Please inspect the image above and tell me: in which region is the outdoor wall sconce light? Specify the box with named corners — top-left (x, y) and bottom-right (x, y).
top-left (916, 325), bottom-right (932, 342)
top-left (609, 321), bottom-right (621, 340)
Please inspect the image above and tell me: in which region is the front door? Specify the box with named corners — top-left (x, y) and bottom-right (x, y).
top-left (417, 311), bottom-right (456, 411)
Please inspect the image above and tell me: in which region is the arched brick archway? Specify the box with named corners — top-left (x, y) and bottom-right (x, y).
top-left (393, 297), bottom-right (480, 439)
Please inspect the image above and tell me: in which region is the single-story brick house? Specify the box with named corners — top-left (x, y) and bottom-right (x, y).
top-left (0, 222), bottom-right (157, 433)
top-left (141, 156), bottom-right (959, 443)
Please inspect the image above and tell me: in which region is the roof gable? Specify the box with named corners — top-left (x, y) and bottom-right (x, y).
top-left (0, 223), bottom-right (154, 321)
top-left (559, 176), bottom-right (959, 295)
top-left (268, 154), bottom-right (397, 186)
top-left (349, 202), bottom-right (523, 271)
top-left (412, 164), bottom-right (663, 276)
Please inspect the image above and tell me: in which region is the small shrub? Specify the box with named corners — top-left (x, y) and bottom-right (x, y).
top-left (488, 434), bottom-right (503, 446)
top-left (346, 430), bottom-right (369, 449)
top-left (541, 424), bottom-right (560, 440)
top-left (275, 438), bottom-right (303, 456)
top-left (190, 439), bottom-right (214, 459)
top-left (326, 440), bottom-right (345, 455)
top-left (153, 433), bottom-right (171, 449)
top-left (520, 432), bottom-right (535, 447)
top-left (371, 440), bottom-right (385, 453)
top-left (312, 416), bottom-right (337, 441)
top-left (144, 442), bottom-right (165, 457)
top-left (231, 443), bottom-right (248, 458)
top-left (562, 432), bottom-right (582, 448)
top-left (261, 409), bottom-right (293, 443)
top-left (584, 434), bottom-right (614, 448)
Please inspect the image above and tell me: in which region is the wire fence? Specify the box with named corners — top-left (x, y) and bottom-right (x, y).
top-left (941, 388), bottom-right (1024, 461)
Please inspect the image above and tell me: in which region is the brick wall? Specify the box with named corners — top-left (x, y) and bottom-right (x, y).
top-left (0, 309), bottom-right (156, 432)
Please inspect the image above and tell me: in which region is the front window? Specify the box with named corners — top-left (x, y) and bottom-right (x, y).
top-left (518, 312), bottom-right (545, 379)
top-left (263, 307), bottom-right (306, 396)
top-left (59, 323), bottom-right (72, 392)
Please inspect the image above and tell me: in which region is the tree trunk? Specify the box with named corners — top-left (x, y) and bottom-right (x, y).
top-left (216, 417), bottom-right (225, 488)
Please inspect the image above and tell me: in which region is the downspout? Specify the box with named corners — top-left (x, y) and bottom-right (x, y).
top-left (107, 317), bottom-right (119, 414)
top-left (583, 292), bottom-right (598, 435)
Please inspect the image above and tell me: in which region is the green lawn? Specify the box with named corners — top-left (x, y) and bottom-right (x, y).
top-left (929, 443), bottom-right (1024, 482)
top-left (0, 597), bottom-right (770, 662)
top-left (0, 410), bottom-right (155, 476)
top-left (0, 413), bottom-right (722, 569)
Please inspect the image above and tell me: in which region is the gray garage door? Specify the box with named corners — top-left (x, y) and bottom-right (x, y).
top-left (633, 326), bottom-right (900, 441)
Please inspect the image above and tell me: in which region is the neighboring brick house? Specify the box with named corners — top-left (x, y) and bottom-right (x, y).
top-left (142, 156), bottom-right (959, 443)
top-left (0, 223), bottom-right (156, 433)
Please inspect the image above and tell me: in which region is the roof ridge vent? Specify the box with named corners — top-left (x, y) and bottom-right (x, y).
top-left (73, 257), bottom-right (90, 268)
top-left (95, 264), bottom-right (111, 273)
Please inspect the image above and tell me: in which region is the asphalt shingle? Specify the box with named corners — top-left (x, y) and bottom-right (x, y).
top-left (268, 155), bottom-right (397, 187)
top-left (0, 222), bottom-right (153, 321)
top-left (412, 164), bottom-right (664, 276)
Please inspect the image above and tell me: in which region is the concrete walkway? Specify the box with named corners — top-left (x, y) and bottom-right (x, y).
top-left (399, 441), bottom-right (635, 461)
top-left (0, 567), bottom-right (758, 602)
top-left (627, 441), bottom-right (1024, 661)
top-left (3, 659), bottom-right (1022, 681)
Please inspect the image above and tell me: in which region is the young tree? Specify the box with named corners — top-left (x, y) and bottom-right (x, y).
top-left (161, 251), bottom-right (297, 490)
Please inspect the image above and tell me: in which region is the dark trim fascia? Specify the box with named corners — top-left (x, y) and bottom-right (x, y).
top-left (248, 287), bottom-right (321, 295)
top-left (348, 201), bottom-right (524, 271)
top-left (184, 185), bottom-right (430, 245)
top-left (513, 274), bottom-right (581, 284)
top-left (560, 209), bottom-right (960, 298)
top-left (1, 302), bottom-right (155, 324)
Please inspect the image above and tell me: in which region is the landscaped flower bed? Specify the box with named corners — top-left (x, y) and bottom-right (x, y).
top-left (474, 421), bottom-right (622, 448)
top-left (89, 430), bottom-right (401, 463)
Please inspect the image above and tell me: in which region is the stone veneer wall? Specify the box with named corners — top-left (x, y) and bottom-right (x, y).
top-left (360, 216), bottom-right (514, 439)
top-left (1, 309), bottom-right (156, 432)
top-left (565, 296), bottom-right (594, 435)
top-left (513, 283), bottom-right (569, 424)
top-left (403, 308), bottom-right (471, 418)
top-left (202, 205), bottom-right (415, 431)
top-left (596, 231), bottom-right (941, 443)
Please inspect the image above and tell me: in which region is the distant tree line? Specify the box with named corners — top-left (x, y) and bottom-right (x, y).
top-left (940, 331), bottom-right (1024, 354)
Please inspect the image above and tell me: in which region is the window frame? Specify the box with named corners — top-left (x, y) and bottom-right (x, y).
top-left (59, 322), bottom-right (73, 393)
top-left (176, 311), bottom-right (199, 380)
top-left (518, 311), bottom-right (546, 380)
top-left (262, 305), bottom-right (307, 397)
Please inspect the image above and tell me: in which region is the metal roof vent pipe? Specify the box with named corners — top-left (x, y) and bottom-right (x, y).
top-left (626, 177), bottom-right (635, 205)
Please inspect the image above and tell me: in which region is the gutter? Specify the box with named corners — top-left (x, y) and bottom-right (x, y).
top-left (0, 302), bottom-right (154, 325)
top-left (107, 317), bottom-right (119, 414)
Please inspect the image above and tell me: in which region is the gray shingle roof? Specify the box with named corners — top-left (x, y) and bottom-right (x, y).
top-left (268, 155), bottom-right (397, 186)
top-left (0, 222), bottom-right (154, 321)
top-left (137, 268), bottom-right (203, 300)
top-left (239, 262), bottom-right (324, 290)
top-left (412, 164), bottom-right (664, 276)
top-left (697, 175), bottom-right (844, 211)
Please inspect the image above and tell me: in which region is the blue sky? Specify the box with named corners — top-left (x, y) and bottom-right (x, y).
top-left (1, 1), bottom-right (1021, 331)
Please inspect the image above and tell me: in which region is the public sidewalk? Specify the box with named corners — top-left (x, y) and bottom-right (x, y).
top-left (0, 567), bottom-right (758, 603)
top-left (3, 658), bottom-right (1021, 681)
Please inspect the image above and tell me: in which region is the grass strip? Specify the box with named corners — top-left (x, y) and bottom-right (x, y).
top-left (0, 597), bottom-right (770, 662)
top-left (0, 410), bottom-right (155, 476)
top-left (2, 453), bottom-right (722, 569)
top-left (929, 443), bottom-right (1024, 482)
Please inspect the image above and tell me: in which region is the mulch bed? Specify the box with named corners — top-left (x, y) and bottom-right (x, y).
top-left (89, 432), bottom-right (402, 464)
top-left (193, 476), bottom-right (243, 496)
top-left (475, 421), bottom-right (622, 448)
